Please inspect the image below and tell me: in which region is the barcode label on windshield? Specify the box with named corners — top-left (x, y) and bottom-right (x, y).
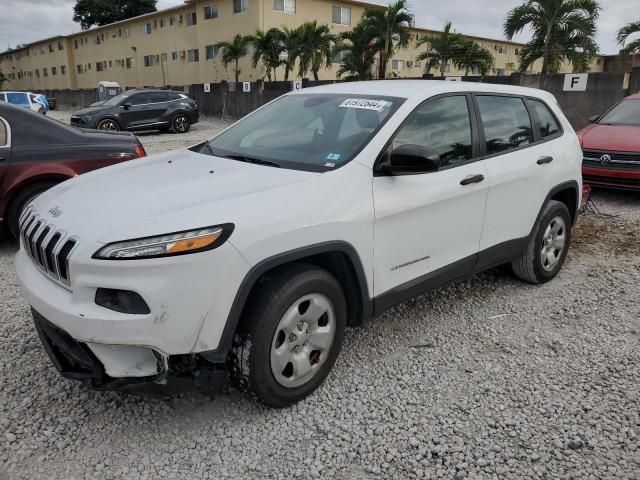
top-left (339, 99), bottom-right (388, 111)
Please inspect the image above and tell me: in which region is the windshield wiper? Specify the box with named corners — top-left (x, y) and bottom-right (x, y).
top-left (223, 154), bottom-right (281, 168)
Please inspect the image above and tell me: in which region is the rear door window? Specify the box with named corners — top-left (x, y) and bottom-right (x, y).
top-left (476, 95), bottom-right (534, 155)
top-left (527, 99), bottom-right (561, 138)
top-left (148, 92), bottom-right (168, 103)
top-left (0, 118), bottom-right (7, 146)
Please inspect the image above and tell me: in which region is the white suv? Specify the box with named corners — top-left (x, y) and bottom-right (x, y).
top-left (16, 81), bottom-right (582, 407)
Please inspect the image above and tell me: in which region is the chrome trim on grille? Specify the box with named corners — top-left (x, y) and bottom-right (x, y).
top-left (19, 211), bottom-right (79, 289)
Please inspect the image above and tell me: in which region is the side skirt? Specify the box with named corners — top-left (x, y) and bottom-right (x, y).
top-left (372, 237), bottom-right (529, 317)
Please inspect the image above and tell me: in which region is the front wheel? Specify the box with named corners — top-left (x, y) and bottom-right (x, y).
top-left (7, 181), bottom-right (59, 239)
top-left (171, 113), bottom-right (191, 134)
top-left (96, 119), bottom-right (120, 131)
top-left (511, 200), bottom-right (572, 284)
top-left (229, 264), bottom-right (347, 407)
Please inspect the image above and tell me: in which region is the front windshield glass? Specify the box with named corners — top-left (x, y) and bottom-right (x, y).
top-left (598, 100), bottom-right (640, 126)
top-left (206, 93), bottom-right (404, 171)
top-left (102, 91), bottom-right (133, 107)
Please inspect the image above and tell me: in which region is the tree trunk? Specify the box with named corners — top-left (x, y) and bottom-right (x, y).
top-left (284, 66), bottom-right (290, 81)
top-left (541, 23), bottom-right (553, 74)
top-left (313, 68), bottom-right (319, 81)
top-left (378, 51), bottom-right (386, 79)
top-left (235, 59), bottom-right (240, 84)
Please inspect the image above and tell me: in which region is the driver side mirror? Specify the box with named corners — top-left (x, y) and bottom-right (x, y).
top-left (588, 114), bottom-right (600, 123)
top-left (121, 102), bottom-right (132, 110)
top-left (379, 144), bottom-right (441, 175)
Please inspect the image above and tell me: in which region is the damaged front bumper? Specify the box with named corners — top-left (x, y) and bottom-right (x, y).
top-left (32, 308), bottom-right (227, 395)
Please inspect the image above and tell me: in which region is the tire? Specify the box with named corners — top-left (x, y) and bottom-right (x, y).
top-left (511, 200), bottom-right (572, 284)
top-left (96, 118), bottom-right (120, 131)
top-left (7, 182), bottom-right (59, 239)
top-left (228, 263), bottom-right (347, 408)
top-left (171, 113), bottom-right (191, 134)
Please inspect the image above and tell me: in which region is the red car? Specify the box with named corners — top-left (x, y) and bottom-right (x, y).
top-left (577, 93), bottom-right (640, 191)
top-left (0, 103), bottom-right (146, 238)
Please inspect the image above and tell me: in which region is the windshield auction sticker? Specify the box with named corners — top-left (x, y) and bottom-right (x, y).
top-left (339, 99), bottom-right (389, 112)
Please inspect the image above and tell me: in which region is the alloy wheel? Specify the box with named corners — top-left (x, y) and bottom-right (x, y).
top-left (174, 115), bottom-right (189, 133)
top-left (98, 120), bottom-right (119, 131)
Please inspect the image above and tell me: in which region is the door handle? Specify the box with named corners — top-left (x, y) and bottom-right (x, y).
top-left (0, 157), bottom-right (5, 162)
top-left (460, 174), bottom-right (485, 186)
top-left (537, 156), bottom-right (554, 165)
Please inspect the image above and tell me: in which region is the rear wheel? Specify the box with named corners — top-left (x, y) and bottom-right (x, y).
top-left (96, 119), bottom-right (120, 131)
top-left (229, 264), bottom-right (347, 407)
top-left (171, 113), bottom-right (191, 134)
top-left (511, 200), bottom-right (572, 284)
top-left (7, 182), bottom-right (59, 239)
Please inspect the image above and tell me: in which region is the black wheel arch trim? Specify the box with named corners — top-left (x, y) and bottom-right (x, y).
top-left (199, 241), bottom-right (372, 363)
top-left (533, 180), bottom-right (580, 230)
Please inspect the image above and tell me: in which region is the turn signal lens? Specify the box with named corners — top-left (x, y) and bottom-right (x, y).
top-left (134, 145), bottom-right (147, 158)
top-left (166, 231), bottom-right (221, 253)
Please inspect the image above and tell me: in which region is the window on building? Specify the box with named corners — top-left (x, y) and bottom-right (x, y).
top-left (391, 59), bottom-right (405, 70)
top-left (49, 44), bottom-right (54, 53)
top-left (273, 0), bottom-right (295, 13)
top-left (476, 95), bottom-right (534, 155)
top-left (144, 55), bottom-right (156, 67)
top-left (76, 65), bottom-right (82, 74)
top-left (332, 49), bottom-right (348, 64)
top-left (43, 68), bottom-right (48, 77)
top-left (126, 58), bottom-right (134, 69)
top-left (597, 58), bottom-right (602, 65)
top-left (186, 12), bottom-right (197, 26)
top-left (160, 19), bottom-right (165, 28)
top-left (124, 28), bottom-right (131, 38)
top-left (96, 62), bottom-right (104, 72)
top-left (496, 68), bottom-right (506, 76)
top-left (58, 41), bottom-right (64, 51)
top-left (143, 23), bottom-right (152, 35)
top-left (170, 15), bottom-right (177, 25)
top-left (52, 67), bottom-right (57, 76)
top-left (392, 96), bottom-right (473, 166)
top-left (204, 5), bottom-right (218, 19)
top-left (515, 48), bottom-right (519, 55)
top-left (61, 65), bottom-right (66, 75)
top-left (234, 0), bottom-right (249, 13)
top-left (332, 5), bottom-right (351, 25)
top-left (526, 99), bottom-right (560, 138)
top-left (94, 35), bottom-right (102, 45)
top-left (187, 49), bottom-right (200, 62)
top-left (206, 45), bottom-right (220, 60)
top-left (171, 51), bottom-right (179, 61)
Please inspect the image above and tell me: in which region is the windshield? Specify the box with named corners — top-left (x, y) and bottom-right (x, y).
top-left (598, 99), bottom-right (640, 126)
top-left (205, 93), bottom-right (404, 171)
top-left (102, 91), bottom-right (133, 107)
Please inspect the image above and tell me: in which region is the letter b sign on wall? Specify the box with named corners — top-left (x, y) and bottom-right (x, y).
top-left (563, 74), bottom-right (588, 92)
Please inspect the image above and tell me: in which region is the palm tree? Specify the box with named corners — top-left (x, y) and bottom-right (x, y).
top-left (416, 21), bottom-right (464, 77)
top-left (334, 21), bottom-right (378, 80)
top-left (456, 38), bottom-right (495, 75)
top-left (297, 21), bottom-right (337, 81)
top-left (361, 0), bottom-right (413, 79)
top-left (504, 0), bottom-right (600, 74)
top-left (215, 34), bottom-right (250, 84)
top-left (618, 21), bottom-right (640, 54)
top-left (246, 28), bottom-right (285, 82)
top-left (280, 26), bottom-right (302, 81)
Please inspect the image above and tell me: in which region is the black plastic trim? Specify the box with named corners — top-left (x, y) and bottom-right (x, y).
top-left (202, 241), bottom-right (372, 361)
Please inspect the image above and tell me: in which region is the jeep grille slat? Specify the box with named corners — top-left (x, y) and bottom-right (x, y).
top-left (19, 211), bottom-right (79, 288)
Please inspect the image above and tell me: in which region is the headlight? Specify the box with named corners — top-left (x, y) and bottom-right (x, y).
top-left (82, 114), bottom-right (92, 122)
top-left (93, 224), bottom-right (234, 260)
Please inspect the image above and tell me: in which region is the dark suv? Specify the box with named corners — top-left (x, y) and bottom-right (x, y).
top-left (71, 89), bottom-right (199, 134)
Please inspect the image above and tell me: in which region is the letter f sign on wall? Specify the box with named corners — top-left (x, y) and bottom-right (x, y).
top-left (563, 74), bottom-right (588, 91)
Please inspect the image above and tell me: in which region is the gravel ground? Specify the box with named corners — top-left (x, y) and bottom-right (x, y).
top-left (0, 118), bottom-right (639, 479)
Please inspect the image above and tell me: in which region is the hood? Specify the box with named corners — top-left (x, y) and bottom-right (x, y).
top-left (578, 123), bottom-right (640, 152)
top-left (32, 149), bottom-right (319, 244)
top-left (72, 106), bottom-right (107, 117)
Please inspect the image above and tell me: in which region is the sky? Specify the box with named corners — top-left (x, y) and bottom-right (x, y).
top-left (0, 0), bottom-right (636, 55)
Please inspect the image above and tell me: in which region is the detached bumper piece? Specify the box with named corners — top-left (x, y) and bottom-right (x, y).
top-left (31, 309), bottom-right (227, 396)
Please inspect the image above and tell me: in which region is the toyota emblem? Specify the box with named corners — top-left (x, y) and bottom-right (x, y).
top-left (599, 154), bottom-right (612, 166)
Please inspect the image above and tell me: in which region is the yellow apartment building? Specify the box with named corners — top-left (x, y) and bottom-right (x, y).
top-left (0, 0), bottom-right (604, 92)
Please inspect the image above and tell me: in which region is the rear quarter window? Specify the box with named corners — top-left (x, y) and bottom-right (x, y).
top-left (527, 99), bottom-right (561, 138)
top-left (0, 118), bottom-right (7, 146)
top-left (148, 92), bottom-right (169, 103)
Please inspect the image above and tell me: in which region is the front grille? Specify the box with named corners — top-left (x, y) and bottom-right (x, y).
top-left (583, 149), bottom-right (640, 170)
top-left (19, 208), bottom-right (78, 288)
top-left (583, 174), bottom-right (640, 189)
